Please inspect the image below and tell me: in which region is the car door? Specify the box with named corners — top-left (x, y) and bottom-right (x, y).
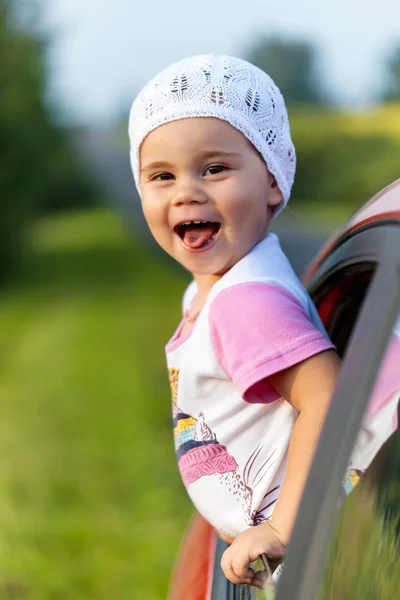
top-left (275, 223), bottom-right (400, 600)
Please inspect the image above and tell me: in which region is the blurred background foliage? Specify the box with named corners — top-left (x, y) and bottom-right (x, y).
top-left (290, 106), bottom-right (400, 218)
top-left (0, 0), bottom-right (100, 281)
top-left (383, 43), bottom-right (400, 101)
top-left (248, 36), bottom-right (400, 221)
top-left (1, 1), bottom-right (400, 598)
top-left (248, 37), bottom-right (326, 106)
top-left (2, 1), bottom-right (400, 285)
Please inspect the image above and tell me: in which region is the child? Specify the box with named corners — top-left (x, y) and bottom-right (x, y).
top-left (128, 54), bottom-right (341, 589)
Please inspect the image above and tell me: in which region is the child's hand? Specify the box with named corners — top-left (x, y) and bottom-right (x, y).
top-left (220, 522), bottom-right (286, 589)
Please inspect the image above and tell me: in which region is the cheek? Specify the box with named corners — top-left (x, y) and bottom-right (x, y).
top-left (224, 180), bottom-right (268, 222)
top-left (141, 196), bottom-right (166, 229)
top-left (140, 197), bottom-right (173, 248)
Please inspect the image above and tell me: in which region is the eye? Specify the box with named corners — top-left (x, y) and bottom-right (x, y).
top-left (150, 172), bottom-right (175, 182)
top-left (203, 164), bottom-right (228, 176)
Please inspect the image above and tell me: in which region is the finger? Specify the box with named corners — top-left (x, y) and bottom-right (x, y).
top-left (254, 569), bottom-right (267, 582)
top-left (231, 554), bottom-right (256, 580)
top-left (253, 569), bottom-right (268, 590)
top-left (252, 578), bottom-right (265, 591)
top-left (221, 563), bottom-right (252, 585)
top-left (220, 550), bottom-right (241, 584)
top-left (221, 551), bottom-right (254, 585)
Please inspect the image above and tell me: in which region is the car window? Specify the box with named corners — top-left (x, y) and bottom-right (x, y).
top-left (318, 313), bottom-right (400, 599)
top-left (318, 269), bottom-right (373, 357)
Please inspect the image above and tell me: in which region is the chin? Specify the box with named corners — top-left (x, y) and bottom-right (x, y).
top-left (192, 262), bottom-right (232, 278)
top-left (173, 247), bottom-right (233, 277)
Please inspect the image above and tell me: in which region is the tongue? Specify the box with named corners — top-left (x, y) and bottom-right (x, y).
top-left (183, 224), bottom-right (216, 248)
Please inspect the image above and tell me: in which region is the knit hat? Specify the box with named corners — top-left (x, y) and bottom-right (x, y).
top-left (128, 54), bottom-right (296, 217)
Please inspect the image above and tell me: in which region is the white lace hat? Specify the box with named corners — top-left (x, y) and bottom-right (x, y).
top-left (128, 54), bottom-right (296, 217)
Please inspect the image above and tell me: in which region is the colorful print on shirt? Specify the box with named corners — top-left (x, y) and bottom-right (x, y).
top-left (169, 367), bottom-right (279, 526)
top-left (340, 466), bottom-right (364, 501)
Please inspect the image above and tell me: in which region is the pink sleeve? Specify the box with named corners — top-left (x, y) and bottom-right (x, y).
top-left (209, 282), bottom-right (335, 404)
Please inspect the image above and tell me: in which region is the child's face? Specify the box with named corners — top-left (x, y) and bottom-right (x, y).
top-left (139, 117), bottom-right (282, 280)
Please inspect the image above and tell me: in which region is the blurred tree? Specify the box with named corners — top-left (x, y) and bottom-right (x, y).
top-left (289, 107), bottom-right (400, 213)
top-left (0, 0), bottom-right (99, 280)
top-left (247, 36), bottom-right (325, 106)
top-left (382, 44), bottom-right (400, 101)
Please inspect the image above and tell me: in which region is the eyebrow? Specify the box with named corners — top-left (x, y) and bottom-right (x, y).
top-left (200, 150), bottom-right (240, 159)
top-left (141, 151), bottom-right (240, 173)
top-left (141, 161), bottom-right (172, 173)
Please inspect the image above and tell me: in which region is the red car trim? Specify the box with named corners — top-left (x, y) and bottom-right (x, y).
top-left (303, 178), bottom-right (400, 286)
top-left (168, 514), bottom-right (215, 600)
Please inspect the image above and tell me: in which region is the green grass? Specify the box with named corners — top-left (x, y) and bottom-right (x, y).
top-left (0, 209), bottom-right (193, 599)
top-left (319, 487), bottom-right (400, 600)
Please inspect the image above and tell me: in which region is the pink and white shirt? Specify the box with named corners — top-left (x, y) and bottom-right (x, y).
top-left (166, 234), bottom-right (334, 537)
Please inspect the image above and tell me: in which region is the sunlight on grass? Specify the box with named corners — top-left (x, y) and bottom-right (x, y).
top-left (0, 209), bottom-right (193, 599)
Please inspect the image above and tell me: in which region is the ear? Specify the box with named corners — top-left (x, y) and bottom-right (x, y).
top-left (267, 172), bottom-right (283, 207)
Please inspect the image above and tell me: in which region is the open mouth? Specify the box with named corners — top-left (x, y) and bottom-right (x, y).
top-left (174, 221), bottom-right (221, 250)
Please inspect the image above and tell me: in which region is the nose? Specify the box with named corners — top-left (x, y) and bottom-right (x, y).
top-left (171, 177), bottom-right (208, 207)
